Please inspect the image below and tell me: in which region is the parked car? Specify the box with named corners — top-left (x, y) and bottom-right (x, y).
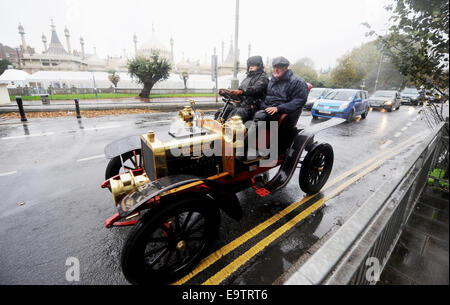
top-left (304, 88), bottom-right (333, 110)
top-left (400, 87), bottom-right (422, 105)
top-left (369, 90), bottom-right (401, 112)
top-left (311, 89), bottom-right (370, 122)
top-left (424, 89), bottom-right (445, 103)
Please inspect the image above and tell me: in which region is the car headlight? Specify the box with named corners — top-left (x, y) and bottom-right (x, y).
top-left (384, 101), bottom-right (393, 105)
top-left (339, 102), bottom-right (350, 109)
top-left (313, 101), bottom-right (320, 108)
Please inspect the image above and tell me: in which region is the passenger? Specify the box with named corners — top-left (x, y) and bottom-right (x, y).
top-left (215, 55), bottom-right (269, 122)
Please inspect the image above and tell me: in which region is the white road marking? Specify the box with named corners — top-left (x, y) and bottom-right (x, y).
top-left (1, 132), bottom-right (54, 140)
top-left (401, 127), bottom-right (408, 131)
top-left (394, 132), bottom-right (402, 137)
top-left (149, 120), bottom-right (172, 124)
top-left (77, 154), bottom-right (105, 162)
top-left (406, 122), bottom-right (413, 126)
top-left (0, 171), bottom-right (17, 177)
top-left (82, 125), bottom-right (121, 131)
top-left (380, 140), bottom-right (393, 149)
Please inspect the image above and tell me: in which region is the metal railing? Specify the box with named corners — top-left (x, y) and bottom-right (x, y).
top-left (284, 119), bottom-right (448, 285)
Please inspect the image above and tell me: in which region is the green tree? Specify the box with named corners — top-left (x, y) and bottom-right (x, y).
top-left (108, 70), bottom-right (120, 89)
top-left (0, 59), bottom-right (13, 75)
top-left (291, 57), bottom-right (320, 86)
top-left (329, 41), bottom-right (405, 91)
top-left (365, 0), bottom-right (449, 98)
top-left (128, 52), bottom-right (171, 98)
top-left (330, 54), bottom-right (363, 88)
top-left (180, 71), bottom-right (189, 90)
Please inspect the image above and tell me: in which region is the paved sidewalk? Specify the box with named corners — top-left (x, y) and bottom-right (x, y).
top-left (379, 186), bottom-right (449, 285)
top-left (0, 96), bottom-right (222, 113)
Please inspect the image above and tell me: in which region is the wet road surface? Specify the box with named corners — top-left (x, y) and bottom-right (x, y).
top-left (0, 106), bottom-right (430, 284)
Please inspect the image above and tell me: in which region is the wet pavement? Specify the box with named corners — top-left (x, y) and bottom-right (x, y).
top-left (0, 97), bottom-right (220, 113)
top-left (0, 105), bottom-right (437, 284)
top-left (379, 187), bottom-right (449, 285)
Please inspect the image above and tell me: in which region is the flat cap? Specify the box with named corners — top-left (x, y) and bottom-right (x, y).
top-left (272, 56), bottom-right (290, 67)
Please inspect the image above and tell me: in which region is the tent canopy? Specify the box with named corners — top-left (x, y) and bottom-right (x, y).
top-left (0, 69), bottom-right (247, 90)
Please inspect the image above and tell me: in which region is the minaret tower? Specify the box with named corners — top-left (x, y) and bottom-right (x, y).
top-left (221, 41), bottom-right (224, 64)
top-left (80, 37), bottom-right (85, 59)
top-left (18, 23), bottom-right (28, 53)
top-left (42, 33), bottom-right (48, 52)
top-left (133, 33), bottom-right (138, 55)
top-left (64, 26), bottom-right (72, 55)
top-left (170, 36), bottom-right (174, 64)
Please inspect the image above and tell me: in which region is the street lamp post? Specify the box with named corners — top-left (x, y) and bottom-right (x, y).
top-left (91, 72), bottom-right (98, 99)
top-left (374, 52), bottom-right (383, 92)
top-left (231, 0), bottom-right (240, 90)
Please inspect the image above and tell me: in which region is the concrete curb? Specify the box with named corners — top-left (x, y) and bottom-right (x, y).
top-left (0, 101), bottom-right (221, 113)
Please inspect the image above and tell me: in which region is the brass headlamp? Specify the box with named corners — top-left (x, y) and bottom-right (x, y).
top-left (178, 106), bottom-right (194, 126)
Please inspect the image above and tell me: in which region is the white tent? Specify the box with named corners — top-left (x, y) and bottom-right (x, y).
top-left (25, 71), bottom-right (140, 89)
top-left (0, 69), bottom-right (30, 88)
top-left (0, 69), bottom-right (248, 91)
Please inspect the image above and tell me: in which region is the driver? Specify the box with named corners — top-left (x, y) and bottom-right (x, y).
top-left (253, 56), bottom-right (308, 122)
top-left (246, 56), bottom-right (309, 156)
top-left (215, 55), bottom-right (269, 122)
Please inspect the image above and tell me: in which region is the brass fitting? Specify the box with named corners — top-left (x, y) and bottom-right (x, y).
top-left (110, 171), bottom-right (150, 206)
top-left (147, 131), bottom-right (155, 142)
top-left (178, 106), bottom-right (194, 126)
top-left (224, 116), bottom-right (246, 147)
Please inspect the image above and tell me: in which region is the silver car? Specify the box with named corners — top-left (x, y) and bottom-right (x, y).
top-left (304, 88), bottom-right (333, 110)
top-left (369, 90), bottom-right (401, 112)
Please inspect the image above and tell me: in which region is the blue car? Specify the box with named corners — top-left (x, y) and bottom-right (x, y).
top-left (311, 89), bottom-right (370, 122)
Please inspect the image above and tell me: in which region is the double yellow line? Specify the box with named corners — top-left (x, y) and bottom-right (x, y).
top-left (173, 131), bottom-right (428, 285)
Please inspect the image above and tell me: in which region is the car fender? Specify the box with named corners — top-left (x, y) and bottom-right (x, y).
top-left (264, 131), bottom-right (315, 193)
top-left (104, 135), bottom-right (141, 159)
top-left (117, 174), bottom-right (242, 220)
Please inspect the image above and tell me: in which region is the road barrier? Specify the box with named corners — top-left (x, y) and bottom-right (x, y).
top-left (285, 119), bottom-right (448, 285)
top-left (15, 96), bottom-right (27, 122)
top-left (74, 98), bottom-right (82, 119)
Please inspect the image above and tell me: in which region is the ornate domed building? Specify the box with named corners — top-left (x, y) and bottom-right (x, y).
top-left (17, 20), bottom-right (88, 73)
top-left (136, 25), bottom-right (173, 65)
top-left (12, 20), bottom-right (128, 73)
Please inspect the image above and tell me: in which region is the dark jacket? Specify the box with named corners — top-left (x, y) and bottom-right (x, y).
top-left (260, 69), bottom-right (308, 113)
top-left (238, 56), bottom-right (269, 107)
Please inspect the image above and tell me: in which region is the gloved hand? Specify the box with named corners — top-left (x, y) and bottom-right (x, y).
top-left (219, 89), bottom-right (230, 96)
top-left (230, 90), bottom-right (243, 96)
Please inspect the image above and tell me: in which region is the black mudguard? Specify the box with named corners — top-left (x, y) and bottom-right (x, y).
top-left (104, 135), bottom-right (141, 159)
top-left (118, 174), bottom-right (242, 220)
top-left (265, 131), bottom-right (315, 193)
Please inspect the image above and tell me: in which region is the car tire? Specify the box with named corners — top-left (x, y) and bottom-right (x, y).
top-left (105, 149), bottom-right (142, 180)
top-left (121, 195), bottom-right (221, 285)
top-left (299, 143), bottom-right (334, 195)
top-left (361, 107), bottom-right (369, 119)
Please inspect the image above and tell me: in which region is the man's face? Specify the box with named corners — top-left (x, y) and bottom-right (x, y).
top-left (272, 66), bottom-right (288, 79)
top-left (248, 65), bottom-right (258, 72)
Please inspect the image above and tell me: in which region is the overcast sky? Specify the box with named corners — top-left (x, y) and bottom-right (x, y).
top-left (0, 0), bottom-right (393, 70)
